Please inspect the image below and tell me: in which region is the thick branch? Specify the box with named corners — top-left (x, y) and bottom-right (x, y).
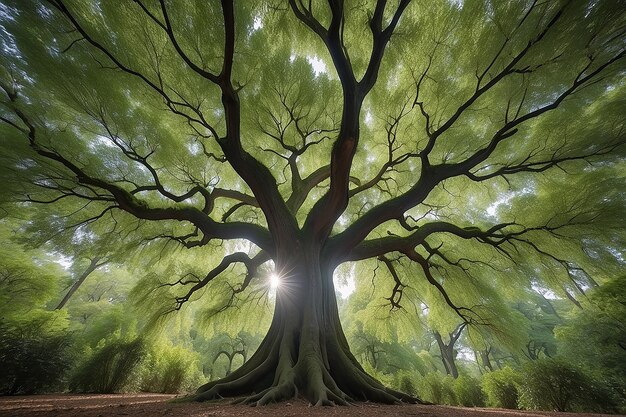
top-left (337, 220), bottom-right (514, 263)
top-left (333, 45), bottom-right (624, 256)
top-left (50, 0), bottom-right (296, 249)
top-left (404, 249), bottom-right (474, 324)
top-left (378, 256), bottom-right (406, 311)
top-left (170, 250), bottom-right (269, 311)
top-left (214, 0), bottom-right (299, 244)
top-left (299, 0), bottom-right (411, 241)
top-left (0, 87), bottom-right (273, 253)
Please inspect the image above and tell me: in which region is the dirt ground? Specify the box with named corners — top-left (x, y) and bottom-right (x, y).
top-left (0, 394), bottom-right (622, 417)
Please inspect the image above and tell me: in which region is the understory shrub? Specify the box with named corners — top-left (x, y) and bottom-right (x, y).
top-left (388, 369), bottom-right (420, 397)
top-left (70, 337), bottom-right (144, 393)
top-left (140, 341), bottom-right (203, 393)
top-left (398, 374), bottom-right (418, 397)
top-left (415, 372), bottom-right (485, 407)
top-left (481, 366), bottom-right (521, 409)
top-left (418, 372), bottom-right (457, 405)
top-left (518, 358), bottom-right (618, 412)
top-left (0, 319), bottom-right (73, 395)
top-left (453, 374), bottom-right (486, 407)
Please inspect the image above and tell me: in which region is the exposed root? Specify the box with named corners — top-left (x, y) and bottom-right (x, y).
top-left (230, 381), bottom-right (298, 406)
top-left (325, 340), bottom-right (424, 405)
top-left (194, 347), bottom-right (421, 406)
top-left (313, 388), bottom-right (351, 406)
top-left (192, 287), bottom-right (423, 406)
top-left (255, 382), bottom-right (298, 406)
top-left (230, 387), bottom-right (272, 405)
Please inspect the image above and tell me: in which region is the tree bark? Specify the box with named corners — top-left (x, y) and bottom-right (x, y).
top-left (479, 349), bottom-right (494, 372)
top-left (433, 331), bottom-right (459, 379)
top-left (194, 243), bottom-right (419, 405)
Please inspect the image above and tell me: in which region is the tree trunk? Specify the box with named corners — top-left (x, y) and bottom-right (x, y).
top-left (433, 332), bottom-right (459, 379)
top-left (480, 350), bottom-right (494, 372)
top-left (194, 243), bottom-right (419, 405)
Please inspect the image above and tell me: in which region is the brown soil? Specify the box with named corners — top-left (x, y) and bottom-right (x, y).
top-left (0, 394), bottom-right (622, 417)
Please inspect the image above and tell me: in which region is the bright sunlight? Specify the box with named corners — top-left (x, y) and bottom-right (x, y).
top-left (269, 273), bottom-right (281, 290)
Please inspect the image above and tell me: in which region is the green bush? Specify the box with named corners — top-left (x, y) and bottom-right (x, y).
top-left (418, 372), bottom-right (457, 405)
top-left (518, 358), bottom-right (618, 412)
top-left (0, 320), bottom-right (73, 395)
top-left (481, 367), bottom-right (521, 409)
top-left (140, 341), bottom-right (203, 393)
top-left (70, 338), bottom-right (144, 393)
top-left (386, 369), bottom-right (419, 397)
top-left (0, 249), bottom-right (73, 395)
top-left (398, 374), bottom-right (418, 397)
top-left (454, 375), bottom-right (486, 407)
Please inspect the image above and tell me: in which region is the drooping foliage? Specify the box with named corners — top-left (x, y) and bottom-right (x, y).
top-left (0, 225), bottom-right (74, 395)
top-left (0, 0), bottom-right (624, 406)
top-left (556, 276), bottom-right (626, 401)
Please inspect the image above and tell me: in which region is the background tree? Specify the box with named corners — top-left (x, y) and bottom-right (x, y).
top-left (205, 332), bottom-right (259, 378)
top-left (56, 256), bottom-right (109, 310)
top-left (0, 0), bottom-right (624, 406)
top-left (556, 275), bottom-right (626, 403)
top-left (0, 223), bottom-right (73, 394)
top-left (515, 296), bottom-right (561, 360)
top-left (433, 323), bottom-right (466, 379)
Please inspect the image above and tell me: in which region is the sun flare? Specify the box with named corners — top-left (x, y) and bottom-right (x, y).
top-left (269, 273), bottom-right (281, 290)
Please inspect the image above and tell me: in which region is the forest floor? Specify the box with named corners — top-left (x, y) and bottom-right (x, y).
top-left (0, 394), bottom-right (623, 417)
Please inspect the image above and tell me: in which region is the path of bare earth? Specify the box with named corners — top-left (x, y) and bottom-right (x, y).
top-left (0, 394), bottom-right (622, 417)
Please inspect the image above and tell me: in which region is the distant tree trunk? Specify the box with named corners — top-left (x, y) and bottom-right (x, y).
top-left (479, 348), bottom-right (494, 372)
top-left (195, 244), bottom-right (417, 405)
top-left (434, 332), bottom-right (459, 378)
top-left (363, 339), bottom-right (384, 369)
top-left (56, 257), bottom-right (107, 310)
top-left (433, 323), bottom-right (466, 379)
top-left (213, 345), bottom-right (246, 377)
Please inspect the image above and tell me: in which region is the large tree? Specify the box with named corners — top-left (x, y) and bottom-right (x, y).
top-left (1, 0), bottom-right (624, 406)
